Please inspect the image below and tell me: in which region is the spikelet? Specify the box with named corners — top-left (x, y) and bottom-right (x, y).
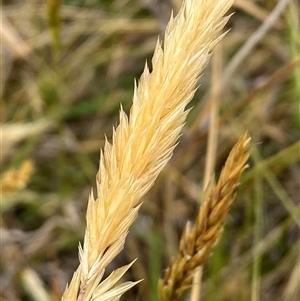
top-left (1, 160), bottom-right (35, 195)
top-left (61, 0), bottom-right (236, 300)
top-left (159, 133), bottom-right (251, 301)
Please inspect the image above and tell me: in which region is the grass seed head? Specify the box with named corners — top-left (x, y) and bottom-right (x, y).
top-left (61, 0), bottom-right (236, 299)
top-left (159, 132), bottom-right (251, 301)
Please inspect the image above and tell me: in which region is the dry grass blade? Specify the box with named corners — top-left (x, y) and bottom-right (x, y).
top-left (159, 132), bottom-right (251, 301)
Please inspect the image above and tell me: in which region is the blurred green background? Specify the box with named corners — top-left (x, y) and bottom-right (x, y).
top-left (1, 0), bottom-right (299, 301)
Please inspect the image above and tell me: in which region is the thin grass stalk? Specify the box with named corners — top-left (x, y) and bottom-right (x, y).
top-left (190, 42), bottom-right (223, 301)
top-left (222, 0), bottom-right (292, 90)
top-left (159, 132), bottom-right (251, 301)
top-left (61, 0), bottom-right (236, 300)
top-left (251, 174), bottom-right (263, 301)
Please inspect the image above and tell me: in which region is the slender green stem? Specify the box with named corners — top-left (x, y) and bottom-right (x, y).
top-left (251, 172), bottom-right (263, 301)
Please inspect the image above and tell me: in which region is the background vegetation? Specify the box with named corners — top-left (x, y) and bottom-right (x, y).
top-left (1, 0), bottom-right (299, 300)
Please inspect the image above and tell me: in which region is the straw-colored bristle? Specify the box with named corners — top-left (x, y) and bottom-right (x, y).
top-left (159, 133), bottom-right (251, 301)
top-left (61, 0), bottom-right (236, 300)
